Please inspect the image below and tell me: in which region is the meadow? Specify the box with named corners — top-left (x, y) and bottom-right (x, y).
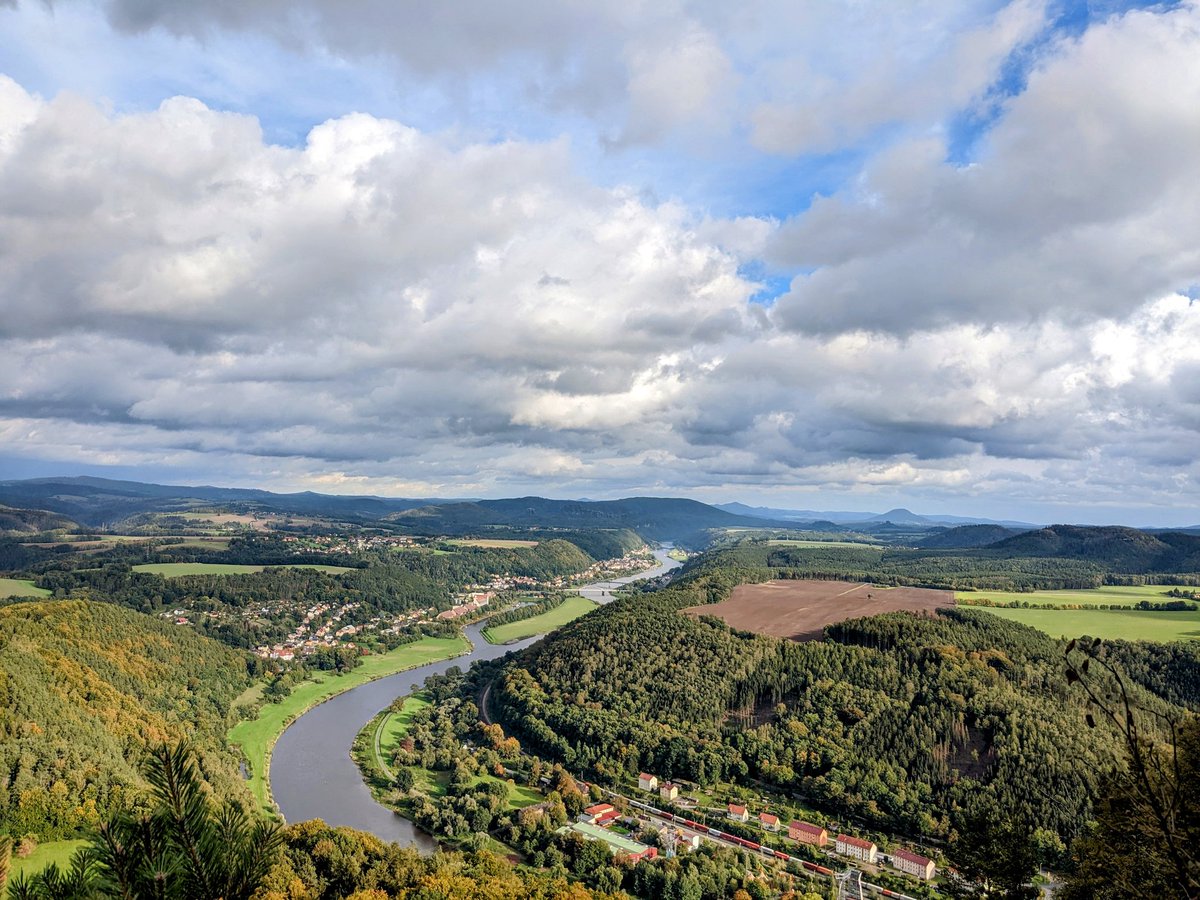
top-left (766, 539), bottom-right (882, 549)
top-left (0, 578), bottom-right (50, 598)
top-left (978, 606), bottom-right (1200, 642)
top-left (7, 839), bottom-right (90, 891)
top-left (228, 634), bottom-right (469, 812)
top-left (955, 584), bottom-right (1190, 607)
top-left (483, 595), bottom-right (597, 643)
top-left (447, 537), bottom-right (540, 549)
top-left (132, 562), bottom-right (354, 577)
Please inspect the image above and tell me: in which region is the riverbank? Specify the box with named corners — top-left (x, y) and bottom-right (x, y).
top-left (228, 634), bottom-right (470, 814)
top-left (481, 594), bottom-right (598, 643)
top-left (351, 693), bottom-right (541, 857)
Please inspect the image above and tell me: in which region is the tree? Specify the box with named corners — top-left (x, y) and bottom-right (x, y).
top-left (393, 767), bottom-right (416, 792)
top-left (1061, 639), bottom-right (1200, 898)
top-left (10, 741), bottom-right (282, 899)
top-left (0, 836), bottom-right (10, 897)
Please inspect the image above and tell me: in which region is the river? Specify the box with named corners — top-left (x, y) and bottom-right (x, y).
top-left (269, 546), bottom-right (683, 848)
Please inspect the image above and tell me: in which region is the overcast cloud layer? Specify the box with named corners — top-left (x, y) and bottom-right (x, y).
top-left (1, 0), bottom-right (1199, 523)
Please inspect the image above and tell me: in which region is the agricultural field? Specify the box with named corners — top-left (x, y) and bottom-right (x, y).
top-left (447, 537), bottom-right (540, 549)
top-left (483, 595), bottom-right (598, 643)
top-left (0, 578), bottom-right (50, 598)
top-left (683, 579), bottom-right (953, 641)
top-left (978, 606), bottom-right (1200, 642)
top-left (228, 634), bottom-right (470, 812)
top-left (132, 562), bottom-right (354, 577)
top-left (956, 584), bottom-right (1191, 606)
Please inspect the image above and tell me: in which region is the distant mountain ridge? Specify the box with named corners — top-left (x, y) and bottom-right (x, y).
top-left (716, 501), bottom-right (1038, 530)
top-left (0, 477), bottom-right (791, 541)
top-left (0, 475), bottom-right (451, 527)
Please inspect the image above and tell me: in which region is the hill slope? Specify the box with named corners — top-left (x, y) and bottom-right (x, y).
top-left (0, 600), bottom-right (252, 838)
top-left (391, 496), bottom-right (775, 541)
top-left (991, 525), bottom-right (1200, 572)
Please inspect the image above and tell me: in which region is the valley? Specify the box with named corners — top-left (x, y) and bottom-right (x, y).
top-left (2, 479), bottom-right (1199, 899)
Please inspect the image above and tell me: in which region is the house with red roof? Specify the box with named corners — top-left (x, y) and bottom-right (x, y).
top-left (836, 833), bottom-right (878, 864)
top-left (727, 803), bottom-right (749, 823)
top-left (788, 821), bottom-right (828, 847)
top-left (891, 848), bottom-right (936, 880)
top-left (759, 812), bottom-right (780, 831)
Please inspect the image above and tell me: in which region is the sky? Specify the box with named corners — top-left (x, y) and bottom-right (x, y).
top-left (1, 0), bottom-right (1199, 525)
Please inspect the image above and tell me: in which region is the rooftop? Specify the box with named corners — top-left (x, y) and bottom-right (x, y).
top-left (564, 822), bottom-right (653, 856)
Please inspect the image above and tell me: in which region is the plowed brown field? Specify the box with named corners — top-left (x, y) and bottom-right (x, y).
top-left (683, 579), bottom-right (954, 641)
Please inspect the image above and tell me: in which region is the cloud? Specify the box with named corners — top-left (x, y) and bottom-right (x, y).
top-left (2, 4), bottom-right (1200, 522)
top-left (770, 3), bottom-right (1200, 334)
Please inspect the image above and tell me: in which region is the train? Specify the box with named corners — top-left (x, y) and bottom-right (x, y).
top-left (626, 799), bottom-right (835, 877)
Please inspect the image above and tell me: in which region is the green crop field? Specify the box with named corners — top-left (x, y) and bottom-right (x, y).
top-left (7, 839), bottom-right (90, 890)
top-left (483, 595), bottom-right (597, 643)
top-left (956, 584), bottom-right (1190, 607)
top-left (132, 562), bottom-right (354, 577)
top-left (0, 578), bottom-right (50, 598)
top-left (228, 634), bottom-right (469, 813)
top-left (978, 606), bottom-right (1200, 642)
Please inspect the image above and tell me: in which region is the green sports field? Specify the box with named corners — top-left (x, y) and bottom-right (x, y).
top-left (956, 584), bottom-right (1190, 607)
top-left (0, 578), bottom-right (50, 598)
top-left (483, 595), bottom-right (597, 643)
top-left (132, 562), bottom-right (354, 577)
top-left (978, 606), bottom-right (1200, 642)
top-left (228, 634), bottom-right (469, 812)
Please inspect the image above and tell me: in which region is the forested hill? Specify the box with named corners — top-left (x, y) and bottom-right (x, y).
top-left (488, 559), bottom-right (1200, 856)
top-left (0, 600), bottom-right (251, 839)
top-left (916, 523), bottom-right (1022, 549)
top-left (390, 496), bottom-right (776, 541)
top-left (987, 524), bottom-right (1200, 572)
top-left (0, 475), bottom-right (451, 526)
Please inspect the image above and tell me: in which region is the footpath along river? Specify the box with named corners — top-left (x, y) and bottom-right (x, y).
top-left (269, 547), bottom-right (683, 848)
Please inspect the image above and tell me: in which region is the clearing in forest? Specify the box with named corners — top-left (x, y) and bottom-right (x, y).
top-left (684, 579), bottom-right (953, 641)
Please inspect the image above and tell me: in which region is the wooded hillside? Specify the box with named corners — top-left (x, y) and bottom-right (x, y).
top-left (0, 600), bottom-right (251, 839)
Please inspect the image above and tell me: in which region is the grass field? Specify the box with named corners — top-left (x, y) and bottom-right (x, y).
top-left (7, 840), bottom-right (90, 890)
top-left (956, 585), bottom-right (1191, 607)
top-left (0, 578), bottom-right (50, 598)
top-left (766, 539), bottom-right (882, 548)
top-left (447, 538), bottom-right (540, 549)
top-left (978, 606), bottom-right (1200, 642)
top-left (483, 595), bottom-right (598, 643)
top-left (228, 634), bottom-right (469, 813)
top-left (132, 562), bottom-right (354, 577)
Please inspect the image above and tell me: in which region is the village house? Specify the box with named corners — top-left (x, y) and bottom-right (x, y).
top-left (638, 773), bottom-right (658, 791)
top-left (891, 848), bottom-right (936, 881)
top-left (578, 803), bottom-right (620, 827)
top-left (836, 834), bottom-right (878, 864)
top-left (659, 781), bottom-right (679, 802)
top-left (758, 812), bottom-right (780, 831)
top-left (788, 821), bottom-right (828, 847)
top-left (727, 804), bottom-right (749, 823)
